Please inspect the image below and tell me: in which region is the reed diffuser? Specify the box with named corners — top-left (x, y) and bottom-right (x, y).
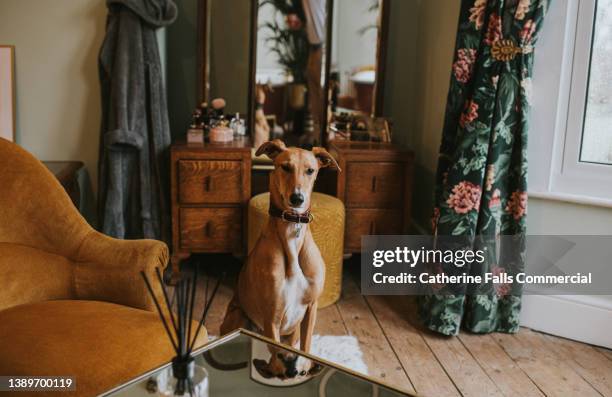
top-left (141, 267), bottom-right (222, 396)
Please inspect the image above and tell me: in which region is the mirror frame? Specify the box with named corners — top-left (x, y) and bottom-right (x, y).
top-left (196, 0), bottom-right (209, 105)
top-left (373, 0), bottom-right (390, 118)
top-left (196, 0), bottom-right (391, 147)
top-left (196, 0), bottom-right (257, 122)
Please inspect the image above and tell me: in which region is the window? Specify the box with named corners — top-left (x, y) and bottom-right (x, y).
top-left (580, 0), bottom-right (612, 166)
top-left (530, 0), bottom-right (612, 204)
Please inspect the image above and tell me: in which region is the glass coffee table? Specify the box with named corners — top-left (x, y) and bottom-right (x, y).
top-left (101, 329), bottom-right (414, 396)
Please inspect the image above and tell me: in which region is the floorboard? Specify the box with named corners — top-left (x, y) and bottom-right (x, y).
top-left (422, 330), bottom-right (505, 397)
top-left (186, 258), bottom-right (611, 397)
top-left (458, 333), bottom-right (544, 397)
top-left (315, 303), bottom-right (348, 336)
top-left (494, 330), bottom-right (603, 397)
top-left (335, 275), bottom-right (416, 394)
top-left (366, 295), bottom-right (461, 397)
top-left (203, 280), bottom-right (233, 336)
top-left (541, 334), bottom-right (612, 396)
top-left (597, 347), bottom-right (612, 362)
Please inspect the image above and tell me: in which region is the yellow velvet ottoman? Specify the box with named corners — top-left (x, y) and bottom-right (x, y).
top-left (248, 192), bottom-right (345, 308)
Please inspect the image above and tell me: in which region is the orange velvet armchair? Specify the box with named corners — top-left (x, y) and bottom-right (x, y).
top-left (0, 138), bottom-right (206, 396)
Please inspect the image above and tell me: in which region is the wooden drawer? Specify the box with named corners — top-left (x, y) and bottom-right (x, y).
top-left (345, 162), bottom-right (404, 208)
top-left (178, 160), bottom-right (242, 204)
top-left (179, 207), bottom-right (242, 252)
top-left (345, 209), bottom-right (403, 251)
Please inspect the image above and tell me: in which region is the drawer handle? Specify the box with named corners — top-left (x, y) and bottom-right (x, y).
top-left (371, 176), bottom-right (377, 192)
top-left (204, 176), bottom-right (213, 192)
top-left (369, 221), bottom-right (376, 235)
top-left (205, 222), bottom-right (213, 237)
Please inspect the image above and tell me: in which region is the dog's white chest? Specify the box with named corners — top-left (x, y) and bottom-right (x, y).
top-left (280, 275), bottom-right (309, 333)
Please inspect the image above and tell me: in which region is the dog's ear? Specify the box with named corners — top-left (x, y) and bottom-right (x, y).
top-left (312, 147), bottom-right (341, 172)
top-left (256, 139), bottom-right (287, 159)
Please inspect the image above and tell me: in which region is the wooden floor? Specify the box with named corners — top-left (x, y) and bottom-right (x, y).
top-left (188, 256), bottom-right (612, 397)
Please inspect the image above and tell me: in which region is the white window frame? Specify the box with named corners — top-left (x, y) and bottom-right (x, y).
top-left (530, 0), bottom-right (612, 206)
top-left (523, 1), bottom-right (612, 349)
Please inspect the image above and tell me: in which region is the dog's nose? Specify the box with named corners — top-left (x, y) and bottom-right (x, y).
top-left (289, 192), bottom-right (304, 207)
top-left (285, 367), bottom-right (298, 378)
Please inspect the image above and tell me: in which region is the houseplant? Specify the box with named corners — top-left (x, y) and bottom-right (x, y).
top-left (259, 0), bottom-right (309, 109)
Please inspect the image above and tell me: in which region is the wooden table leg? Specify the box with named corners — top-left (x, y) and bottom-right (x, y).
top-left (168, 252), bottom-right (190, 285)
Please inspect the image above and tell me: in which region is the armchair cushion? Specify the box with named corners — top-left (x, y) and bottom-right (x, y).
top-left (0, 243), bottom-right (74, 312)
top-left (0, 300), bottom-right (208, 397)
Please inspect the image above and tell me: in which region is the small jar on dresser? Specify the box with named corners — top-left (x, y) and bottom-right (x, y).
top-left (170, 139), bottom-right (252, 273)
top-left (326, 140), bottom-right (415, 253)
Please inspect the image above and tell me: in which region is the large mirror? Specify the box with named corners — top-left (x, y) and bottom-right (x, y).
top-left (197, 0), bottom-right (389, 148)
top-left (197, 0), bottom-right (255, 119)
top-left (330, 0), bottom-right (387, 116)
top-left (254, 0), bottom-right (331, 148)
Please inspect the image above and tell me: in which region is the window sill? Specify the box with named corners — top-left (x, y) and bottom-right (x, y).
top-left (529, 190), bottom-right (612, 209)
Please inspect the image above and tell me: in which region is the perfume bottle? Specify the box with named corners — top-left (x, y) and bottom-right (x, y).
top-left (230, 113), bottom-right (246, 137)
top-left (186, 109), bottom-right (204, 144)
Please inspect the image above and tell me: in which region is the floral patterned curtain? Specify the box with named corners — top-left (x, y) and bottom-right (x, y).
top-left (419, 0), bottom-right (551, 336)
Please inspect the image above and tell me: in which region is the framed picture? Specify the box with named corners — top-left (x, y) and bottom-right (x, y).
top-left (0, 45), bottom-right (15, 142)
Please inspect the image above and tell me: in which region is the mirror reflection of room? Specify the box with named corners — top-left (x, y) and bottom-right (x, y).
top-left (326, 0), bottom-right (391, 143)
top-left (330, 0), bottom-right (379, 115)
top-left (255, 0), bottom-right (328, 148)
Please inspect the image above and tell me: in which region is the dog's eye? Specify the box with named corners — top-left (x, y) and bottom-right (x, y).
top-left (281, 164), bottom-right (292, 172)
top-left (306, 168), bottom-right (315, 175)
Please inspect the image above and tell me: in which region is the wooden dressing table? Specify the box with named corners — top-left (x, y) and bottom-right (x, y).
top-left (170, 139), bottom-right (252, 270)
top-left (327, 141), bottom-right (414, 253)
top-left (170, 139), bottom-right (414, 267)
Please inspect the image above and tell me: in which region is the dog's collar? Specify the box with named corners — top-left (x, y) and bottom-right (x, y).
top-left (269, 205), bottom-right (313, 224)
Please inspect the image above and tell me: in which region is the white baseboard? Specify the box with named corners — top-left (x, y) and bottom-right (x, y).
top-left (521, 295), bottom-right (612, 348)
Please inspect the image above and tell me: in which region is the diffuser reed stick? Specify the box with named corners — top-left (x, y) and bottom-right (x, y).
top-left (141, 267), bottom-right (223, 396)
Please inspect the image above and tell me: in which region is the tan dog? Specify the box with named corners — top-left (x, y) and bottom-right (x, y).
top-left (254, 84), bottom-right (271, 149)
top-left (220, 139), bottom-right (340, 378)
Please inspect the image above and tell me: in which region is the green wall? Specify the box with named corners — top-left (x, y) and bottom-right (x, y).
top-left (166, 0), bottom-right (199, 140)
top-left (369, 0), bottom-right (462, 232)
